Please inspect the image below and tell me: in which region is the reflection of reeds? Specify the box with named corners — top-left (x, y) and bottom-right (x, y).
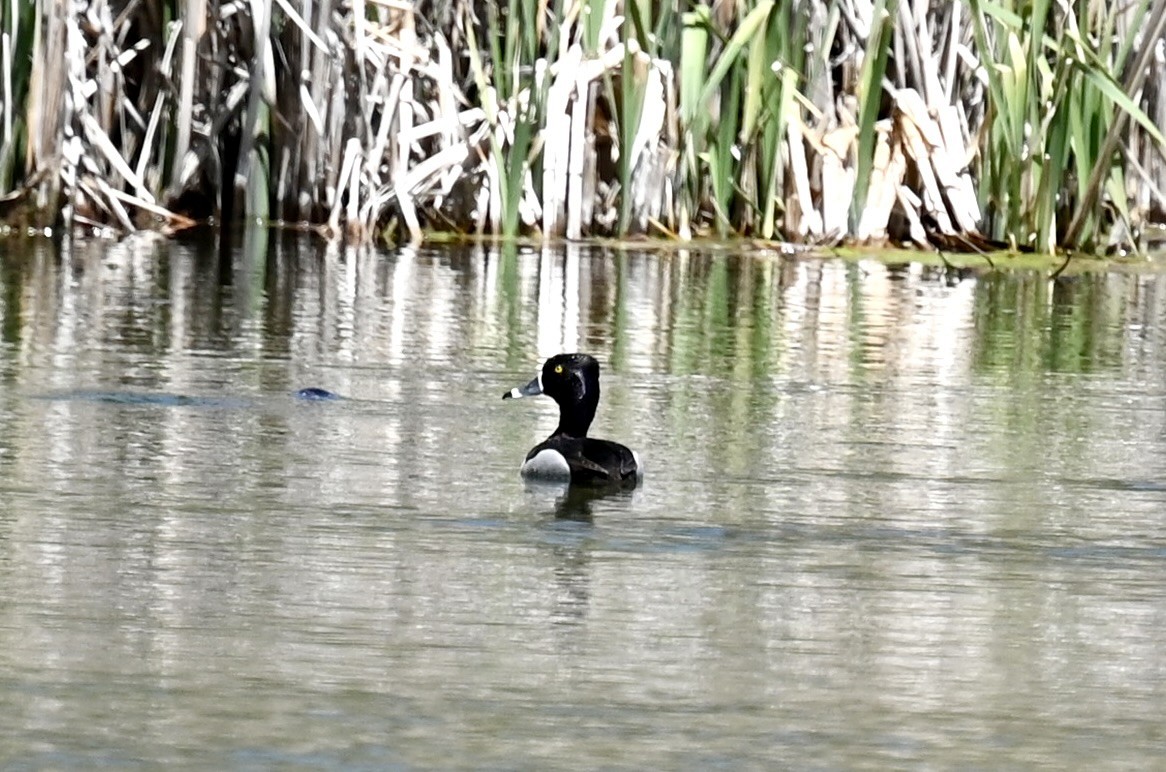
top-left (0, 0), bottom-right (1163, 253)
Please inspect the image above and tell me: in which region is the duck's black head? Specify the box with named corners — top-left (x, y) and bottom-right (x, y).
top-left (503, 353), bottom-right (601, 438)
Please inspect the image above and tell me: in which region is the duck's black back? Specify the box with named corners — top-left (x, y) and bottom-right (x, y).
top-left (526, 435), bottom-right (640, 487)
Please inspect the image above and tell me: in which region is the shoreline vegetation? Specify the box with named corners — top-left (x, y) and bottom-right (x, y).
top-left (1, 0), bottom-right (1164, 256)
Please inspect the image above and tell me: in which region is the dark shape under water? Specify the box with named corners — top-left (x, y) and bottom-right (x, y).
top-left (294, 387), bottom-right (342, 401)
top-left (36, 390), bottom-right (248, 408)
top-left (37, 388), bottom-right (343, 407)
top-left (503, 353), bottom-right (642, 488)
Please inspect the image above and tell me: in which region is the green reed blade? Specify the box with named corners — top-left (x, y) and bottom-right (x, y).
top-left (853, 0), bottom-right (896, 222)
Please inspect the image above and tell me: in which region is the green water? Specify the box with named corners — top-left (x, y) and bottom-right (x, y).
top-left (0, 234), bottom-right (1164, 768)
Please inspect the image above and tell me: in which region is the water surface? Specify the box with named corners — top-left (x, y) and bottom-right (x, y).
top-left (1, 234), bottom-right (1165, 768)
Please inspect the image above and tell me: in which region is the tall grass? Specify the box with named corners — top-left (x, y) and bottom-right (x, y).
top-left (0, 0), bottom-right (1163, 254)
top-left (970, 0), bottom-right (1166, 252)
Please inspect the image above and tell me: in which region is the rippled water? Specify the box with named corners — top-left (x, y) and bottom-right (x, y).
top-left (1, 233), bottom-right (1165, 768)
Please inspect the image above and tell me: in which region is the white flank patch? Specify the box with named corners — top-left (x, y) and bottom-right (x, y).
top-left (521, 449), bottom-right (571, 481)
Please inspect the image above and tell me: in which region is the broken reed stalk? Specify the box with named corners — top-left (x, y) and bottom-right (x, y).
top-left (0, 0), bottom-right (1163, 255)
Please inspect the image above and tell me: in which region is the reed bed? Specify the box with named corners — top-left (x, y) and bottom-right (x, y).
top-left (0, 0), bottom-right (1163, 254)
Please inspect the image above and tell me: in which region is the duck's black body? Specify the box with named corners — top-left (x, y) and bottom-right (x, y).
top-left (521, 435), bottom-right (640, 486)
top-left (503, 353), bottom-right (642, 487)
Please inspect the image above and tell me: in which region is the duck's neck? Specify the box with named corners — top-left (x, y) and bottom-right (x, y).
top-left (553, 391), bottom-right (598, 438)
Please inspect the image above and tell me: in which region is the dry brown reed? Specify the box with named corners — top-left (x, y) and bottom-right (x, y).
top-left (0, 0), bottom-right (1163, 254)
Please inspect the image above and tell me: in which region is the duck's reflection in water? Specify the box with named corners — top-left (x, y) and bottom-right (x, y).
top-left (524, 481), bottom-right (635, 631)
top-left (525, 479), bottom-right (636, 523)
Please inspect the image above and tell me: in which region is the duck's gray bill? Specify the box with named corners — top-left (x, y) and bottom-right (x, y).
top-left (503, 376), bottom-right (543, 400)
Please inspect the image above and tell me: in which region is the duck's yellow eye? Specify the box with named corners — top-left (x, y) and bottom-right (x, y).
top-left (554, 364), bottom-right (563, 374)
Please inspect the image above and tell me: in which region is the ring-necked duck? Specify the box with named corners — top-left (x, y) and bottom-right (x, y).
top-left (503, 353), bottom-right (643, 487)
